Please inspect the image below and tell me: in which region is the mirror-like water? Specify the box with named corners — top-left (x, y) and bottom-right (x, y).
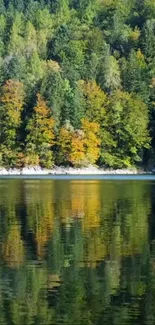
top-left (0, 178), bottom-right (154, 325)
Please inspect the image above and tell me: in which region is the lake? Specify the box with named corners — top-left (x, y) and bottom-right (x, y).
top-left (0, 177), bottom-right (154, 325)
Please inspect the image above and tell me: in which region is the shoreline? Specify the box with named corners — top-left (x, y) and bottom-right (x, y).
top-left (0, 166), bottom-right (153, 176)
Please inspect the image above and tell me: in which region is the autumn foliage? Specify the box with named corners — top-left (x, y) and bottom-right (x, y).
top-left (0, 80), bottom-right (25, 166)
top-left (58, 118), bottom-right (100, 167)
top-left (25, 93), bottom-right (55, 168)
top-left (69, 130), bottom-right (85, 166)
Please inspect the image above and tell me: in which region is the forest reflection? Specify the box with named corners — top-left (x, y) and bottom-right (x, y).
top-left (0, 179), bottom-right (154, 325)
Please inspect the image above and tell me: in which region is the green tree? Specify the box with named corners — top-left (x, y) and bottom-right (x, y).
top-left (41, 68), bottom-right (65, 125)
top-left (103, 55), bottom-right (121, 92)
top-left (100, 90), bottom-right (150, 167)
top-left (0, 0), bottom-right (5, 14)
top-left (8, 12), bottom-right (25, 56)
top-left (121, 49), bottom-right (148, 101)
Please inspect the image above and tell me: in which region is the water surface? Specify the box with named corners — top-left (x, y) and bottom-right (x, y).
top-left (0, 178), bottom-right (154, 325)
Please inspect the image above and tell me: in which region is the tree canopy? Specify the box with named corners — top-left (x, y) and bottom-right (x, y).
top-left (0, 0), bottom-right (155, 168)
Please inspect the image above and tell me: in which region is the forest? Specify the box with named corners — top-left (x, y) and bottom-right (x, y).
top-left (0, 0), bottom-right (155, 168)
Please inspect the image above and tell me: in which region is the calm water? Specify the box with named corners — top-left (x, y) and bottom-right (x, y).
top-left (0, 178), bottom-right (155, 325)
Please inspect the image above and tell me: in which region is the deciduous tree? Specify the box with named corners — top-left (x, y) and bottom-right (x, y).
top-left (25, 93), bottom-right (55, 168)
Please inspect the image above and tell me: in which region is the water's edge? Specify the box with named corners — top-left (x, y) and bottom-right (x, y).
top-left (0, 174), bottom-right (155, 181)
top-left (0, 165), bottom-right (153, 176)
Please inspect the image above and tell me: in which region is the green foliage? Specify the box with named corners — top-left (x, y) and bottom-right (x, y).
top-left (121, 49), bottom-right (148, 101)
top-left (103, 55), bottom-right (121, 92)
top-left (0, 0), bottom-right (154, 168)
top-left (100, 91), bottom-right (150, 167)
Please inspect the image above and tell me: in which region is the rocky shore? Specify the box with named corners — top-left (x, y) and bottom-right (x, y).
top-left (0, 165), bottom-right (152, 175)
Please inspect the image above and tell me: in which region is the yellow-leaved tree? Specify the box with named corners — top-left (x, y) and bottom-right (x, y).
top-left (25, 93), bottom-right (55, 168)
top-left (81, 80), bottom-right (108, 123)
top-left (57, 124), bottom-right (73, 165)
top-left (69, 118), bottom-right (101, 167)
top-left (57, 118), bottom-right (100, 167)
top-left (69, 130), bottom-right (85, 166)
top-left (82, 118), bottom-right (101, 164)
top-left (0, 79), bottom-right (25, 166)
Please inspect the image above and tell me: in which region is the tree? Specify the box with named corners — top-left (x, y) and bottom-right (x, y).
top-left (82, 118), bottom-right (101, 164)
top-left (0, 14), bottom-right (6, 56)
top-left (100, 90), bottom-right (150, 167)
top-left (103, 55), bottom-right (121, 92)
top-left (61, 80), bottom-right (86, 129)
top-left (57, 118), bottom-right (100, 167)
top-left (0, 79), bottom-right (25, 166)
top-left (41, 68), bottom-right (65, 125)
top-left (57, 120), bottom-right (73, 165)
top-left (8, 12), bottom-right (25, 56)
top-left (69, 129), bottom-right (85, 166)
top-left (121, 49), bottom-right (148, 101)
top-left (25, 93), bottom-right (55, 168)
top-left (0, 0), bottom-right (5, 14)
top-left (24, 21), bottom-right (37, 58)
top-left (143, 19), bottom-right (155, 61)
top-left (81, 80), bottom-right (108, 123)
top-left (69, 118), bottom-right (100, 166)
top-left (144, 0), bottom-right (155, 19)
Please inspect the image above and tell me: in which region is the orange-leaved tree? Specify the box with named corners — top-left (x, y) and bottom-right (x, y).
top-left (25, 93), bottom-right (55, 168)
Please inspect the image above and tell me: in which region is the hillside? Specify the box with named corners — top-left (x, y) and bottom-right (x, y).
top-left (0, 0), bottom-right (154, 169)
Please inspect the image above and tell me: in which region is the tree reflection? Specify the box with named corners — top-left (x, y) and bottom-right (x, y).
top-left (0, 179), bottom-right (153, 325)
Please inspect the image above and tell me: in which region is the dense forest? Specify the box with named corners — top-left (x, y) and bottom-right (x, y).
top-left (0, 0), bottom-right (155, 168)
